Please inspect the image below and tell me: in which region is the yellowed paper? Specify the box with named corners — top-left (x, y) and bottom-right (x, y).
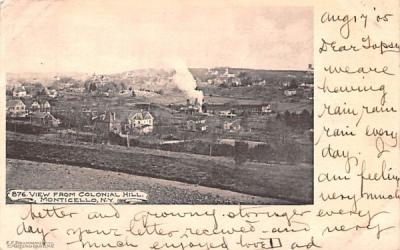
top-left (1, 0), bottom-right (399, 249)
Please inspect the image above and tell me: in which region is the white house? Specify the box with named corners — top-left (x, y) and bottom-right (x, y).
top-left (48, 89), bottom-right (58, 98)
top-left (284, 89), bottom-right (297, 96)
top-left (31, 112), bottom-right (60, 127)
top-left (261, 104), bottom-right (272, 114)
top-left (186, 119), bottom-right (207, 132)
top-left (223, 120), bottom-right (241, 132)
top-left (126, 111), bottom-right (154, 134)
top-left (218, 110), bottom-right (236, 118)
top-left (7, 99), bottom-right (28, 118)
top-left (31, 101), bottom-right (41, 112)
top-left (12, 86), bottom-right (27, 97)
top-left (40, 100), bottom-right (51, 113)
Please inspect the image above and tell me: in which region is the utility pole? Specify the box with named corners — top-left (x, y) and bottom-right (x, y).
top-left (92, 120), bottom-right (96, 144)
top-left (127, 129), bottom-right (130, 148)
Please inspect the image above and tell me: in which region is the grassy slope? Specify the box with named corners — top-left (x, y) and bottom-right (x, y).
top-left (6, 134), bottom-right (313, 204)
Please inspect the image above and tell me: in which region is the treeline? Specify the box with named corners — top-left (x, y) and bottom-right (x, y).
top-left (108, 134), bottom-right (312, 165)
top-left (6, 122), bottom-right (48, 134)
top-left (276, 109), bottom-right (313, 130)
top-left (84, 79), bottom-right (131, 94)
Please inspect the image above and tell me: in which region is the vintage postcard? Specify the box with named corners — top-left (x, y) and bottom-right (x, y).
top-left (3, 1), bottom-right (313, 205)
top-left (0, 0), bottom-right (398, 249)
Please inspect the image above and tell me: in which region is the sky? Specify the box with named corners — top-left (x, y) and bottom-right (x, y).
top-left (2, 0), bottom-right (313, 74)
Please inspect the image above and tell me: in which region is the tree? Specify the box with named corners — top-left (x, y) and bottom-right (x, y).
top-left (234, 141), bottom-right (249, 166)
top-left (241, 111), bottom-right (250, 131)
top-left (89, 82), bottom-right (97, 92)
top-left (289, 78), bottom-right (298, 89)
top-left (250, 144), bottom-right (272, 163)
top-left (299, 109), bottom-right (311, 129)
top-left (120, 82), bottom-right (127, 90)
top-left (84, 80), bottom-right (91, 92)
top-left (284, 110), bottom-right (291, 125)
top-left (309, 110), bottom-right (314, 128)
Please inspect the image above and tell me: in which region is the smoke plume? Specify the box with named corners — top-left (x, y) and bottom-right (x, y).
top-left (172, 61), bottom-right (204, 104)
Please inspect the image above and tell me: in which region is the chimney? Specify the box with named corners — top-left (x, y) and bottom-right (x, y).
top-left (186, 99), bottom-right (190, 106)
top-left (194, 98), bottom-right (198, 106)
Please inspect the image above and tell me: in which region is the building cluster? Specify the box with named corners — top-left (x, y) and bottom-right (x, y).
top-left (10, 84), bottom-right (58, 99)
top-left (205, 68), bottom-right (267, 87)
top-left (223, 120), bottom-right (241, 132)
top-left (12, 86), bottom-right (27, 97)
top-left (179, 98), bottom-right (204, 114)
top-left (206, 68), bottom-right (242, 87)
top-left (186, 117), bottom-right (207, 132)
top-left (282, 82), bottom-right (313, 98)
top-left (205, 103), bottom-right (273, 116)
top-left (172, 99), bottom-right (275, 134)
top-left (6, 98), bottom-right (60, 128)
top-left (93, 110), bottom-right (155, 136)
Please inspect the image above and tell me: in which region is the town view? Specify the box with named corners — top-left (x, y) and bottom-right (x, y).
top-left (6, 65), bottom-right (313, 204)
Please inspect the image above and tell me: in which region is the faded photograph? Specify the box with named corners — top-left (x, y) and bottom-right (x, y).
top-left (4, 1), bottom-right (313, 204)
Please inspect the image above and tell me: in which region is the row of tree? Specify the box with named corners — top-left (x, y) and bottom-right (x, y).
top-left (276, 109), bottom-right (313, 130)
top-left (105, 134), bottom-right (312, 165)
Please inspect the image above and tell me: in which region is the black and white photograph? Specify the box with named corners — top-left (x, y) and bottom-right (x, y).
top-left (5, 2), bottom-right (313, 205)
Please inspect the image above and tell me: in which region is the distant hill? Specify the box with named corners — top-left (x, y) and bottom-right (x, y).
top-left (6, 68), bottom-right (312, 88)
top-left (6, 72), bottom-right (90, 86)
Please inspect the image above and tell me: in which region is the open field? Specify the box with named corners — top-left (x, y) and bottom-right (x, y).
top-left (7, 159), bottom-right (292, 204)
top-left (6, 133), bottom-right (313, 204)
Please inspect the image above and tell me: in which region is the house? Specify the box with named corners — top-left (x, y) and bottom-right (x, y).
top-left (12, 86), bottom-right (27, 97)
top-left (223, 120), bottom-right (241, 132)
top-left (207, 103), bottom-right (274, 116)
top-left (300, 82), bottom-right (314, 89)
top-left (31, 101), bottom-right (41, 112)
top-left (180, 99), bottom-right (202, 114)
top-left (106, 112), bottom-right (121, 134)
top-left (281, 81), bottom-right (291, 88)
top-left (7, 99), bottom-right (28, 118)
top-left (261, 104), bottom-right (272, 114)
top-left (186, 119), bottom-right (207, 132)
top-left (223, 68), bottom-right (236, 78)
top-left (284, 89), bottom-right (297, 96)
top-left (119, 90), bottom-right (131, 96)
top-left (31, 112), bottom-right (60, 127)
top-left (40, 100), bottom-right (51, 113)
top-left (48, 89), bottom-right (58, 98)
top-left (25, 99), bottom-right (50, 113)
top-left (218, 110), bottom-right (236, 118)
top-left (70, 87), bottom-right (85, 93)
top-left (126, 111), bottom-right (154, 134)
top-left (254, 80), bottom-right (266, 86)
top-left (94, 111), bottom-right (121, 134)
top-left (230, 78), bottom-right (242, 87)
top-left (234, 104), bottom-right (271, 115)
